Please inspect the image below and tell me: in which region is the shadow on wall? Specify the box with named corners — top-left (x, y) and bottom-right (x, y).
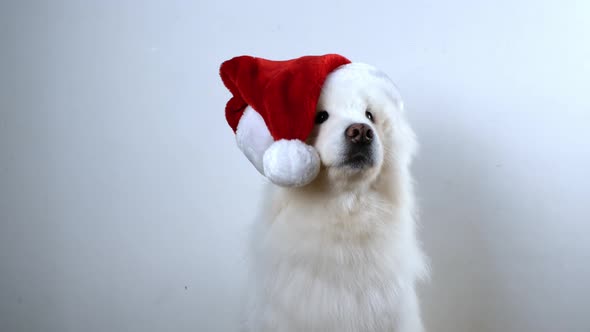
top-left (413, 105), bottom-right (520, 332)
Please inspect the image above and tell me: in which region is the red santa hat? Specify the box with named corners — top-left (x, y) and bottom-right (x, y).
top-left (220, 54), bottom-right (351, 187)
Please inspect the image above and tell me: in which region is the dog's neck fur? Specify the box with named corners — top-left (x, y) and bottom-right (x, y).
top-left (282, 159), bottom-right (411, 214)
top-left (251, 162), bottom-right (426, 332)
top-left (261, 162), bottom-right (414, 250)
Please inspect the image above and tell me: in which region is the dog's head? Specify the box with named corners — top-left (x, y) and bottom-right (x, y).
top-left (308, 63), bottom-right (416, 187)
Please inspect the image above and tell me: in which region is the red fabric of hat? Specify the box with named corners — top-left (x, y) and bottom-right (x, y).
top-left (220, 54), bottom-right (351, 142)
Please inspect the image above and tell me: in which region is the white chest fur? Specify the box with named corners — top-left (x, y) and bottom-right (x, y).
top-left (243, 188), bottom-right (426, 332)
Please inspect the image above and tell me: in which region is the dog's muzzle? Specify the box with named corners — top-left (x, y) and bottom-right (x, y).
top-left (341, 123), bottom-right (375, 168)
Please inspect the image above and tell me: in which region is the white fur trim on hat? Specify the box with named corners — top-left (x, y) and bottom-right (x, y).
top-left (235, 106), bottom-right (274, 175)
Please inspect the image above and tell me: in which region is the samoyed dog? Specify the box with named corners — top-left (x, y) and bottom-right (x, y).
top-left (242, 63), bottom-right (427, 332)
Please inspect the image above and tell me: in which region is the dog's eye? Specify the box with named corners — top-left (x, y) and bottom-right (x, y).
top-left (315, 111), bottom-right (329, 124)
top-left (366, 110), bottom-right (375, 122)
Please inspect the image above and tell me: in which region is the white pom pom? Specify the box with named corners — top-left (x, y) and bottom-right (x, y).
top-left (262, 139), bottom-right (320, 187)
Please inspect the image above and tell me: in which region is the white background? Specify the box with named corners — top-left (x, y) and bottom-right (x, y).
top-left (1, 1), bottom-right (589, 331)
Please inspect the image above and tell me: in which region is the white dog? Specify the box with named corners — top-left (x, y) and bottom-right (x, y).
top-left (241, 63), bottom-right (427, 332)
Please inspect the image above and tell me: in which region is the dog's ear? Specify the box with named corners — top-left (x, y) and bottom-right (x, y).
top-left (367, 68), bottom-right (415, 164)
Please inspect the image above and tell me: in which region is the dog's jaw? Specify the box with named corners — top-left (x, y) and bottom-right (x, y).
top-left (339, 144), bottom-right (376, 169)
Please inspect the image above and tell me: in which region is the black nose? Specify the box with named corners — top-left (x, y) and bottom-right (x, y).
top-left (345, 123), bottom-right (373, 144)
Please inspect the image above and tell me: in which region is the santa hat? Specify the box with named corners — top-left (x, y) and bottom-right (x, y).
top-left (220, 54), bottom-right (351, 187)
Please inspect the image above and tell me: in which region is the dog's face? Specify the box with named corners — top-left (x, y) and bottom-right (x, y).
top-left (308, 63), bottom-right (414, 186)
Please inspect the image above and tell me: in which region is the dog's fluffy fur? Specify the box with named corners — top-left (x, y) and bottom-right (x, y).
top-left (242, 63), bottom-right (427, 332)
